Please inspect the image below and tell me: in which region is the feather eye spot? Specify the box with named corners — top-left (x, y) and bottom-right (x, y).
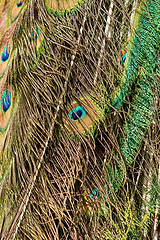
top-left (72, 109), bottom-right (82, 120)
top-left (16, 1), bottom-right (23, 7)
top-left (32, 29), bottom-right (41, 41)
top-left (1, 90), bottom-right (11, 113)
top-left (1, 43), bottom-right (11, 63)
top-left (0, 86), bottom-right (13, 134)
top-left (122, 53), bottom-right (127, 64)
top-left (89, 189), bottom-right (100, 201)
top-left (65, 98), bottom-right (102, 134)
top-left (10, 1), bottom-right (25, 23)
top-left (45, 0), bottom-right (83, 15)
top-left (68, 106), bottom-right (86, 121)
top-left (0, 39), bottom-right (12, 76)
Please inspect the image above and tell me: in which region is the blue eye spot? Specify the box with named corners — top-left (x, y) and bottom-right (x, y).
top-left (89, 189), bottom-right (100, 201)
top-left (1, 90), bottom-right (12, 113)
top-left (122, 53), bottom-right (127, 64)
top-left (68, 106), bottom-right (87, 121)
top-left (16, 1), bottom-right (23, 7)
top-left (1, 43), bottom-right (11, 62)
top-left (32, 29), bottom-right (41, 41)
top-left (72, 109), bottom-right (82, 120)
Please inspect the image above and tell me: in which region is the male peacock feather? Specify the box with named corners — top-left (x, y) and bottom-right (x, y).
top-left (44, 0), bottom-right (85, 15)
top-left (0, 0), bottom-right (159, 239)
top-left (8, 0), bottom-right (25, 25)
top-left (1, 89), bottom-right (11, 113)
top-left (1, 44), bottom-right (11, 63)
top-left (0, 38), bottom-right (13, 77)
top-left (105, 0), bottom-right (160, 194)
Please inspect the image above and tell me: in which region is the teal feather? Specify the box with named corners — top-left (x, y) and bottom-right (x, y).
top-left (105, 0), bottom-right (160, 198)
top-left (110, 0), bottom-right (160, 110)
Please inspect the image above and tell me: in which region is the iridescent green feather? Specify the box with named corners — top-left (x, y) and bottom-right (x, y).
top-left (110, 0), bottom-right (160, 110)
top-left (105, 0), bottom-right (160, 198)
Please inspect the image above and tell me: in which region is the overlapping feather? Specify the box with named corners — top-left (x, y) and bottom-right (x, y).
top-left (0, 0), bottom-right (159, 239)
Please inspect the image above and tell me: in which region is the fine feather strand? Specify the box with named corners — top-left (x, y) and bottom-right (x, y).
top-left (0, 0), bottom-right (159, 239)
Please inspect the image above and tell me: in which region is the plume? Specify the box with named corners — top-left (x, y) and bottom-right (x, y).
top-left (0, 0), bottom-right (159, 239)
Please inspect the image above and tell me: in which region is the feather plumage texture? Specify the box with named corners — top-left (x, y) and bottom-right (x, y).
top-left (0, 0), bottom-right (159, 239)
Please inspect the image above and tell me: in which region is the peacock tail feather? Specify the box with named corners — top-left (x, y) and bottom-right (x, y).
top-left (43, 0), bottom-right (86, 16)
top-left (105, 0), bottom-right (160, 194)
top-left (0, 0), bottom-right (159, 239)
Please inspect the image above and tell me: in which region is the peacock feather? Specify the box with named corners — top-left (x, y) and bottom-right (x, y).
top-left (0, 0), bottom-right (159, 239)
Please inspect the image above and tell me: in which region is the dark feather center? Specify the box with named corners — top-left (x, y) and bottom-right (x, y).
top-left (71, 109), bottom-right (82, 120)
top-left (1, 90), bottom-right (11, 113)
top-left (16, 1), bottom-right (23, 7)
top-left (32, 29), bottom-right (40, 41)
top-left (1, 44), bottom-right (10, 62)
